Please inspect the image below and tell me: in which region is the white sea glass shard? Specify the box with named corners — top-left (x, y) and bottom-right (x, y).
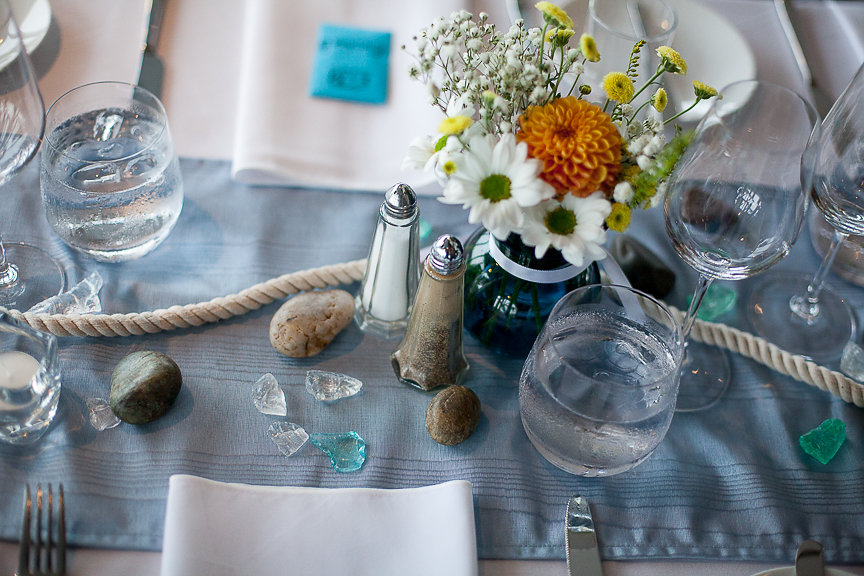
top-left (841, 340), bottom-right (864, 382)
top-left (268, 422), bottom-right (309, 457)
top-left (252, 373), bottom-right (287, 416)
top-left (28, 272), bottom-right (103, 314)
top-left (305, 370), bottom-right (363, 402)
top-left (86, 397), bottom-right (120, 431)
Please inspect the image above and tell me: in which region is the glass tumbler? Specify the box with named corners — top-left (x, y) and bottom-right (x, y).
top-left (40, 81), bottom-right (184, 262)
top-left (519, 284), bottom-right (684, 477)
top-left (0, 311), bottom-right (61, 444)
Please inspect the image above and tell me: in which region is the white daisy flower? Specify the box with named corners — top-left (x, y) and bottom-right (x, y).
top-left (520, 192), bottom-right (612, 268)
top-left (439, 133), bottom-right (555, 239)
top-left (402, 135), bottom-right (436, 171)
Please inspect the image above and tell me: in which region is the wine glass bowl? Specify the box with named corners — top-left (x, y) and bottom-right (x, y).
top-left (664, 80), bottom-right (818, 411)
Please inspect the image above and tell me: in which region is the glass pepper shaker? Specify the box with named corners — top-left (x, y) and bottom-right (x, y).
top-left (391, 234), bottom-right (469, 391)
top-left (354, 183), bottom-right (421, 339)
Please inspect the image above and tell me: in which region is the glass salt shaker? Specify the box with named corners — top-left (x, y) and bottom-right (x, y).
top-left (354, 183), bottom-right (421, 339)
top-left (391, 234), bottom-right (469, 391)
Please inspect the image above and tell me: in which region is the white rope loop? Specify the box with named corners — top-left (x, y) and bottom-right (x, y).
top-left (1, 257), bottom-right (861, 408)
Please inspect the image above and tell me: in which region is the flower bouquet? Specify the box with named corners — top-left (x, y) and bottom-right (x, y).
top-left (402, 3), bottom-right (718, 356)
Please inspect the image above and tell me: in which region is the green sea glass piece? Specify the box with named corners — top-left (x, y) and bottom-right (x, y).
top-left (419, 217), bottom-right (433, 243)
top-left (799, 418), bottom-right (846, 465)
top-left (310, 431), bottom-right (366, 472)
top-left (687, 284), bottom-right (736, 322)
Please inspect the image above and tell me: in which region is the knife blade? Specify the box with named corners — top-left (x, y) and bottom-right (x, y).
top-left (796, 540), bottom-right (826, 576)
top-left (137, 0), bottom-right (168, 98)
top-left (773, 0), bottom-right (834, 118)
top-left (566, 496), bottom-right (603, 576)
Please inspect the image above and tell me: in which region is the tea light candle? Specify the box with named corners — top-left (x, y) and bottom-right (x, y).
top-left (0, 351), bottom-right (40, 390)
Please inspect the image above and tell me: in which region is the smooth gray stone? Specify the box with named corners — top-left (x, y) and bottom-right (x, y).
top-left (609, 235), bottom-right (676, 299)
top-left (109, 351), bottom-right (183, 424)
top-left (425, 385), bottom-right (481, 446)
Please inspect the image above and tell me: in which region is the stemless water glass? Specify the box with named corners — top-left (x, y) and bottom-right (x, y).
top-left (747, 62), bottom-right (864, 362)
top-left (40, 81), bottom-right (184, 262)
top-left (519, 283), bottom-right (684, 477)
top-left (665, 80), bottom-right (818, 411)
top-left (0, 310), bottom-right (61, 444)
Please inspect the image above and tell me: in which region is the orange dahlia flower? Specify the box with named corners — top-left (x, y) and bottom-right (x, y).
top-left (516, 96), bottom-right (622, 198)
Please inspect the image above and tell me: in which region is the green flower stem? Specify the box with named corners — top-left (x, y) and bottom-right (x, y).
top-left (531, 284), bottom-right (543, 333)
top-left (629, 99), bottom-right (652, 122)
top-left (538, 23), bottom-right (549, 68)
top-left (549, 45), bottom-right (567, 102)
top-left (664, 97), bottom-right (706, 124)
top-left (628, 66), bottom-right (664, 103)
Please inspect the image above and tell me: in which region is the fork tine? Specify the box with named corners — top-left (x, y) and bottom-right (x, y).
top-left (17, 484), bottom-right (31, 576)
top-left (57, 483), bottom-right (66, 576)
top-left (35, 484), bottom-right (43, 574)
top-left (46, 484), bottom-right (53, 574)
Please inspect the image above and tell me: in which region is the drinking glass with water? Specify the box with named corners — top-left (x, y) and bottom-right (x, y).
top-left (40, 81), bottom-right (183, 262)
top-left (519, 284), bottom-right (684, 477)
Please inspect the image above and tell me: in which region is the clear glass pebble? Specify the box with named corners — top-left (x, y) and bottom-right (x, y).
top-left (305, 370), bottom-right (363, 402)
top-left (268, 422), bottom-right (309, 457)
top-left (840, 340), bottom-right (864, 382)
top-left (310, 431), bottom-right (366, 472)
top-left (86, 397), bottom-right (120, 431)
top-left (252, 373), bottom-right (287, 416)
top-left (28, 272), bottom-right (103, 314)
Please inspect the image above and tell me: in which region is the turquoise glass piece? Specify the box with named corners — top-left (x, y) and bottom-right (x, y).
top-left (799, 418), bottom-right (846, 465)
top-left (310, 431), bottom-right (366, 472)
top-left (419, 218), bottom-right (433, 243)
top-left (687, 284), bottom-right (736, 322)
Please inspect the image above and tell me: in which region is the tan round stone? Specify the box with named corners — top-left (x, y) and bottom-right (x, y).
top-left (269, 290), bottom-right (355, 358)
top-left (425, 385), bottom-right (481, 446)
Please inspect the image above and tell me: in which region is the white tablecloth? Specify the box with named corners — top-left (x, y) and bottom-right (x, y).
top-left (5, 1), bottom-right (864, 575)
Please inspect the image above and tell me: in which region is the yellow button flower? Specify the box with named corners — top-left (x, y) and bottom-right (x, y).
top-left (692, 80), bottom-right (719, 100)
top-left (605, 202), bottom-right (632, 232)
top-left (652, 88), bottom-right (668, 112)
top-left (438, 115), bottom-right (473, 135)
top-left (579, 34), bottom-right (600, 62)
top-left (535, 1), bottom-right (574, 29)
top-left (656, 46), bottom-right (687, 74)
top-left (602, 72), bottom-right (635, 103)
top-left (545, 27), bottom-right (575, 46)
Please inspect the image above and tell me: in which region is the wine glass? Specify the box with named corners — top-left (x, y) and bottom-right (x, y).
top-left (746, 62), bottom-right (864, 362)
top-left (664, 80), bottom-right (818, 412)
top-left (0, 0), bottom-right (64, 309)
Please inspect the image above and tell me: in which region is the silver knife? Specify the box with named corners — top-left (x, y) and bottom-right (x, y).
top-left (796, 540), bottom-right (826, 576)
top-left (137, 0), bottom-right (168, 98)
top-left (566, 496), bottom-right (603, 576)
top-left (773, 0), bottom-right (834, 117)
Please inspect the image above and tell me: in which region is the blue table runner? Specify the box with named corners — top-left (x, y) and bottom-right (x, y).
top-left (0, 158), bottom-right (862, 562)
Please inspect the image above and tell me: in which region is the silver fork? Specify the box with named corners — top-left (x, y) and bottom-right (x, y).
top-left (17, 483), bottom-right (66, 576)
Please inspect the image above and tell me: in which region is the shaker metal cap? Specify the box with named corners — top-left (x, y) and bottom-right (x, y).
top-left (384, 183), bottom-right (418, 218)
top-left (429, 234), bottom-right (464, 275)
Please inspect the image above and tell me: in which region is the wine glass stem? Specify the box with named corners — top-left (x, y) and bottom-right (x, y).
top-left (0, 233), bottom-right (19, 290)
top-left (682, 273), bottom-right (714, 342)
top-left (790, 229), bottom-right (846, 322)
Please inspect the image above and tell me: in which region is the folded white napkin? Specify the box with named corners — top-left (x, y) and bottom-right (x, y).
top-left (160, 475), bottom-right (478, 576)
top-left (232, 0), bottom-right (466, 194)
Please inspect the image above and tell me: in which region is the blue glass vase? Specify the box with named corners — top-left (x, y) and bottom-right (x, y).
top-left (463, 228), bottom-right (601, 357)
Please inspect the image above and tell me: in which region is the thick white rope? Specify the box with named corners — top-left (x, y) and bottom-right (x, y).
top-left (1, 257), bottom-right (862, 407)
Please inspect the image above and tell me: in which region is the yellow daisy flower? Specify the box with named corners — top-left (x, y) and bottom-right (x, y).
top-left (652, 88), bottom-right (668, 112)
top-left (535, 1), bottom-right (574, 29)
top-left (605, 202), bottom-right (632, 232)
top-left (693, 80), bottom-right (719, 100)
top-left (602, 72), bottom-right (635, 103)
top-left (656, 46), bottom-right (687, 74)
top-left (579, 34), bottom-right (600, 62)
top-left (438, 115), bottom-right (473, 135)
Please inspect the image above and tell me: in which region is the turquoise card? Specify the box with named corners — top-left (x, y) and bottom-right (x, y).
top-left (309, 24), bottom-right (391, 105)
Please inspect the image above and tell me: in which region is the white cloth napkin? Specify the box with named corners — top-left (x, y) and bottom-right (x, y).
top-left (232, 0), bottom-right (467, 194)
top-left (160, 475), bottom-right (478, 576)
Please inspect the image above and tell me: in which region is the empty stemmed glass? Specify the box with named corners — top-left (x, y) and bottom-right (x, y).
top-left (0, 0), bottom-right (64, 309)
top-left (664, 80), bottom-right (818, 412)
top-left (746, 62), bottom-right (864, 362)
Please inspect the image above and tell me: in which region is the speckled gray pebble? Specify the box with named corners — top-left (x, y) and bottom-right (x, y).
top-left (109, 351), bottom-right (182, 425)
top-left (269, 290), bottom-right (354, 358)
top-left (425, 385), bottom-right (481, 446)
